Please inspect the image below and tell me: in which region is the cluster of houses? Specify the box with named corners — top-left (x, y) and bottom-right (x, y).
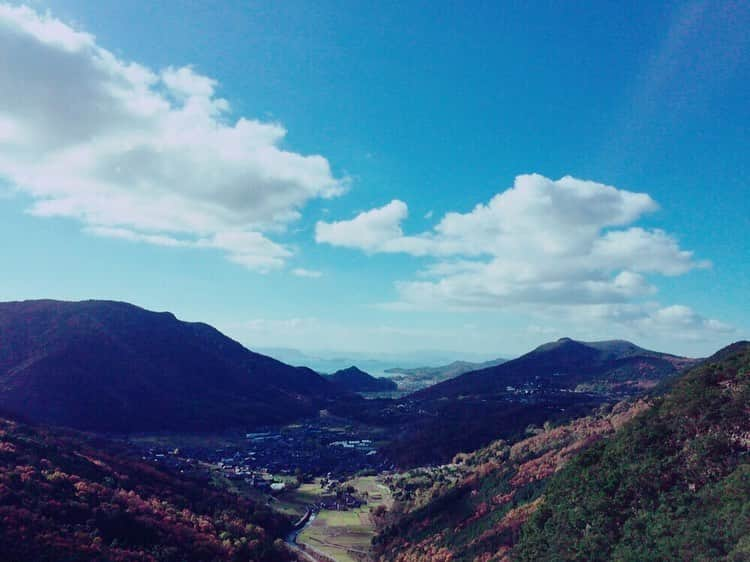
top-left (137, 447), bottom-right (210, 482)
top-left (314, 493), bottom-right (363, 511)
top-left (306, 474), bottom-right (366, 511)
top-left (238, 426), bottom-right (386, 476)
top-left (328, 438), bottom-right (377, 455)
top-left (134, 421), bottom-right (392, 491)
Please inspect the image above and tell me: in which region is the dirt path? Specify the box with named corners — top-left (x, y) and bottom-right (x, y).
top-left (306, 536), bottom-right (369, 555)
top-left (288, 541), bottom-right (338, 562)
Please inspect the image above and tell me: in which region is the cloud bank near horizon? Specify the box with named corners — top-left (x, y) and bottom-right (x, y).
top-left (317, 173), bottom-right (731, 341)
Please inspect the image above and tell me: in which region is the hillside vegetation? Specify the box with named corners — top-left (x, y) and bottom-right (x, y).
top-left (0, 416), bottom-right (293, 562)
top-left (516, 341), bottom-right (750, 561)
top-left (376, 341), bottom-right (750, 562)
top-left (374, 399), bottom-right (649, 561)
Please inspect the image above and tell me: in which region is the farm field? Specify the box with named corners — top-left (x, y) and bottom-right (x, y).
top-left (297, 476), bottom-right (392, 562)
top-left (272, 480), bottom-right (329, 517)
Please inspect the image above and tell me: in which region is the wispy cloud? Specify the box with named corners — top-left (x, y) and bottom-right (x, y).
top-left (599, 0), bottom-right (750, 172)
top-left (292, 268), bottom-right (323, 278)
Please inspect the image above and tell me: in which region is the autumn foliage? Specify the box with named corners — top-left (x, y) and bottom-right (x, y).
top-left (0, 418), bottom-right (294, 562)
top-left (374, 399), bottom-right (647, 562)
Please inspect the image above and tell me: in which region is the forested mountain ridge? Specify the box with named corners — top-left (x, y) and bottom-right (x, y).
top-left (515, 340), bottom-right (750, 561)
top-left (375, 341), bottom-right (749, 562)
top-left (413, 337), bottom-right (697, 400)
top-left (374, 399), bottom-right (649, 562)
top-left (0, 299), bottom-right (341, 432)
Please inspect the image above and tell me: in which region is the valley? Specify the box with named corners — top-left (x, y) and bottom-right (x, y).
top-left (0, 300), bottom-right (745, 562)
top-left (127, 417), bottom-right (392, 486)
top-left (121, 421), bottom-right (397, 561)
top-left (2, 2), bottom-right (746, 560)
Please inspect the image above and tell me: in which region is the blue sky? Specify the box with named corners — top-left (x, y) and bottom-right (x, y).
top-left (0, 1), bottom-right (747, 358)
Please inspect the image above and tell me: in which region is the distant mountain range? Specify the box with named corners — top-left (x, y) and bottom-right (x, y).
top-left (413, 337), bottom-right (698, 400)
top-left (257, 346), bottom-right (500, 379)
top-left (385, 358), bottom-right (507, 391)
top-left (0, 300), bottom-right (343, 433)
top-left (325, 366), bottom-right (398, 393)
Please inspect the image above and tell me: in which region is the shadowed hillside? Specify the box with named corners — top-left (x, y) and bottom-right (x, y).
top-left (0, 300), bottom-right (342, 432)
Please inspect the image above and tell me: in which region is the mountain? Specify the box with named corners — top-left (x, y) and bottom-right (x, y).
top-left (375, 399), bottom-right (649, 562)
top-left (374, 338), bottom-right (694, 466)
top-left (338, 338), bottom-right (695, 467)
top-left (376, 341), bottom-right (750, 562)
top-left (413, 337), bottom-right (697, 400)
top-left (0, 299), bottom-right (342, 433)
top-left (515, 341), bottom-right (750, 561)
top-left (325, 366), bottom-right (398, 392)
top-left (385, 358), bottom-right (507, 392)
top-left (0, 415), bottom-right (293, 561)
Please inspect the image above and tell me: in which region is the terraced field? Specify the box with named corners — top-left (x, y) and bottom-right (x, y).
top-left (297, 476), bottom-right (392, 562)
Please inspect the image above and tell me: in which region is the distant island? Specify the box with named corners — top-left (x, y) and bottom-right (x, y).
top-left (385, 358), bottom-right (507, 391)
top-left (325, 366), bottom-right (398, 393)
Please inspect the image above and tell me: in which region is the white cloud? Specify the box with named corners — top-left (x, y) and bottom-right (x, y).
top-left (517, 301), bottom-right (735, 356)
top-left (315, 199), bottom-right (408, 252)
top-left (318, 174), bottom-right (733, 343)
top-left (633, 304), bottom-right (734, 340)
top-left (84, 226), bottom-right (291, 273)
top-left (84, 226), bottom-right (191, 248)
top-left (0, 4), bottom-right (344, 271)
top-left (559, 302), bottom-right (735, 345)
top-left (292, 268), bottom-right (323, 278)
top-left (197, 231), bottom-right (292, 272)
top-left (318, 174), bottom-right (707, 307)
top-left (590, 227), bottom-right (708, 275)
